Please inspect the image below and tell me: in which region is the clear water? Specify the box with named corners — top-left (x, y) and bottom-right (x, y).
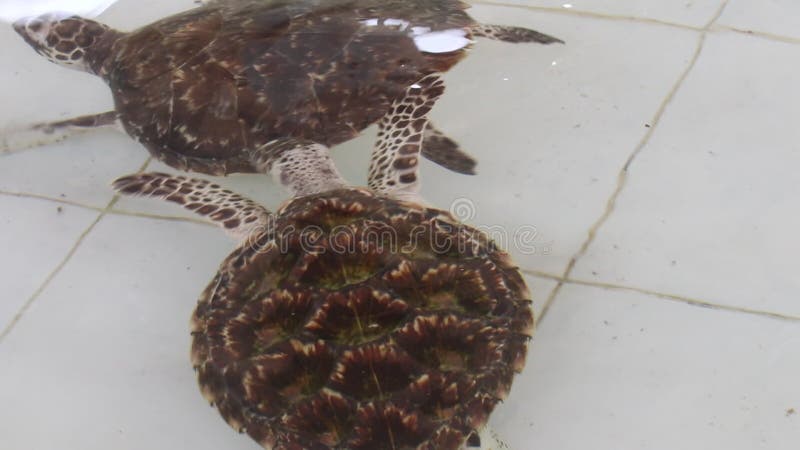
top-left (1, 1), bottom-right (799, 450)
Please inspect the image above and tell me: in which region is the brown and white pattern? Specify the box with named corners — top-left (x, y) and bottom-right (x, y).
top-left (12, 13), bottom-right (120, 73)
top-left (368, 73), bottom-right (446, 201)
top-left (113, 172), bottom-right (271, 240)
top-left (251, 138), bottom-right (348, 198)
top-left (8, 0), bottom-right (562, 178)
top-left (187, 189), bottom-right (532, 450)
top-left (113, 169), bottom-right (533, 449)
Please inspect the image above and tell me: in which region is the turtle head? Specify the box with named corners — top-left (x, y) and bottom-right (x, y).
top-left (13, 13), bottom-right (118, 75)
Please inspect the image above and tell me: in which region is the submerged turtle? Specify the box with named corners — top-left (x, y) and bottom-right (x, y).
top-left (10, 0), bottom-right (562, 187)
top-left (112, 85), bottom-right (533, 449)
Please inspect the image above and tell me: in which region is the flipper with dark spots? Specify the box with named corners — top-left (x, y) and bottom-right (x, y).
top-left (369, 73), bottom-right (446, 201)
top-left (112, 172), bottom-right (271, 240)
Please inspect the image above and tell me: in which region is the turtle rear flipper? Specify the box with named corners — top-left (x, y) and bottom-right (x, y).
top-left (1, 111), bottom-right (120, 156)
top-left (422, 122), bottom-right (477, 175)
top-left (472, 24), bottom-right (564, 44)
top-left (112, 172), bottom-right (272, 240)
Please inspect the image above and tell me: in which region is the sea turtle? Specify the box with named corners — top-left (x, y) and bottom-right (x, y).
top-left (111, 88), bottom-right (533, 448)
top-left (9, 0), bottom-right (562, 187)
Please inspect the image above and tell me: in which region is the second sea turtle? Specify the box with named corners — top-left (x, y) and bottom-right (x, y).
top-left (111, 83), bottom-right (534, 448)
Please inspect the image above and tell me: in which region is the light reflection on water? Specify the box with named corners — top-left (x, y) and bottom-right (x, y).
top-left (0, 0), bottom-right (118, 22)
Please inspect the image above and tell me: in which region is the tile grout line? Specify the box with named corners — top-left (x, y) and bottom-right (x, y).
top-left (109, 208), bottom-right (215, 226)
top-left (0, 190), bottom-right (106, 212)
top-left (712, 24), bottom-right (800, 45)
top-left (522, 268), bottom-right (566, 282)
top-left (522, 270), bottom-right (800, 323)
top-left (0, 158), bottom-right (153, 343)
top-left (0, 198), bottom-right (119, 342)
top-left (470, 0), bottom-right (703, 31)
top-left (534, 0), bottom-right (731, 327)
top-left (472, 1), bottom-right (800, 47)
top-left (0, 190), bottom-right (214, 226)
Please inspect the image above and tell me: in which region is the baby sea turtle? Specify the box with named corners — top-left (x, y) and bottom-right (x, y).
top-left (112, 94), bottom-right (533, 448)
top-left (10, 0), bottom-right (561, 184)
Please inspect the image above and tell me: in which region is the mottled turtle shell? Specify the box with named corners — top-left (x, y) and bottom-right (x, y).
top-left (102, 0), bottom-right (478, 175)
top-left (190, 189), bottom-right (532, 449)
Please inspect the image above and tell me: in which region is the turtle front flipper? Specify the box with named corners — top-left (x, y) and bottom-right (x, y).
top-left (369, 73), bottom-right (446, 202)
top-left (1, 111), bottom-right (121, 156)
top-left (112, 172), bottom-right (271, 240)
top-left (422, 122), bottom-right (477, 175)
top-left (471, 24), bottom-right (564, 44)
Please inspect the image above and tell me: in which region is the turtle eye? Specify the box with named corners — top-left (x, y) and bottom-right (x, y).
top-left (28, 20), bottom-right (43, 32)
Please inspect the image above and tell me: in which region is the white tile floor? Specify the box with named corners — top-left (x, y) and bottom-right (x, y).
top-left (1, 1), bottom-right (799, 449)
